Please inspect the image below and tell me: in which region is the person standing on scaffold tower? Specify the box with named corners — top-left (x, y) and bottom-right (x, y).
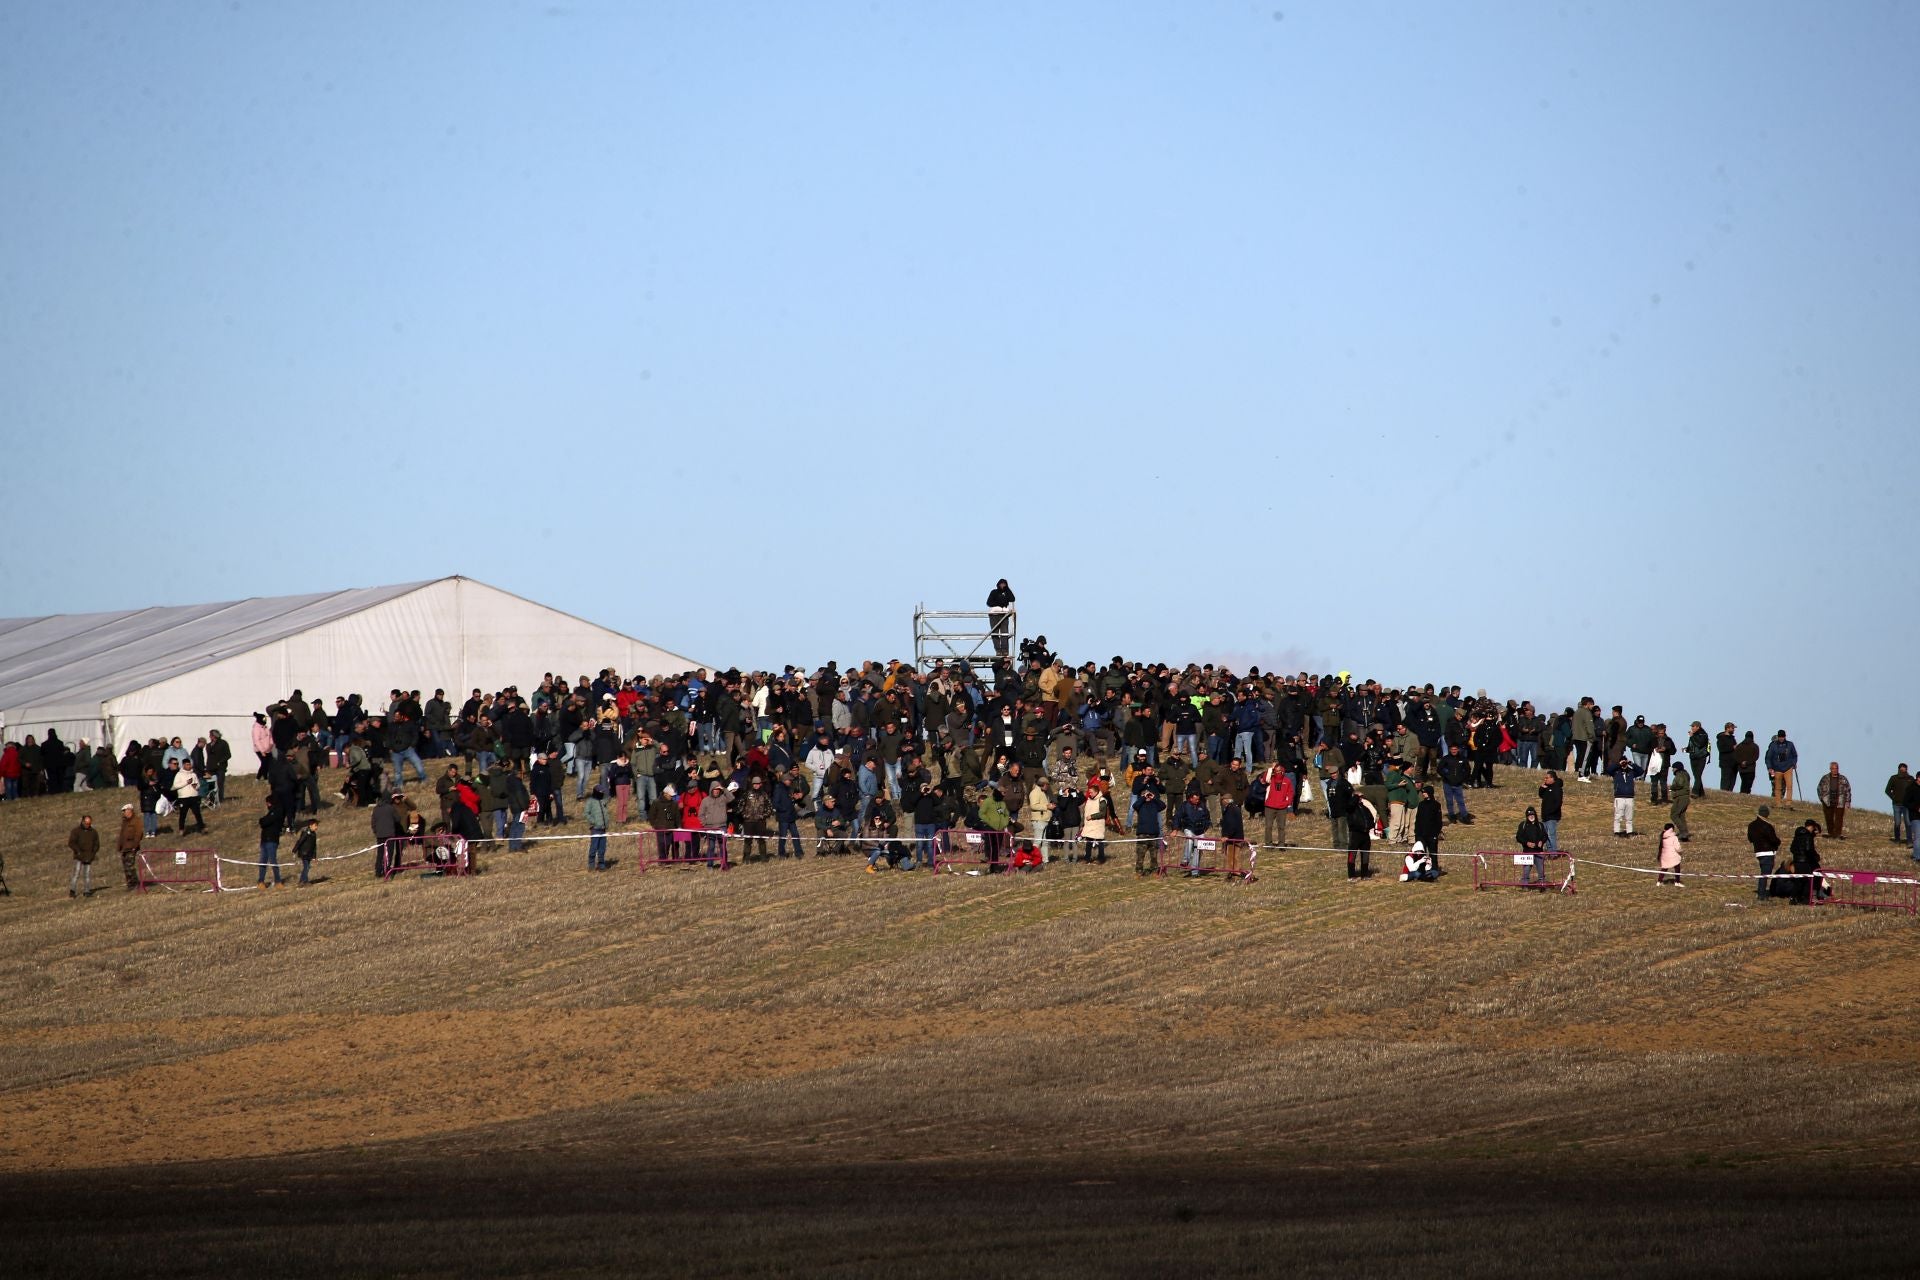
top-left (986, 579), bottom-right (1015, 659)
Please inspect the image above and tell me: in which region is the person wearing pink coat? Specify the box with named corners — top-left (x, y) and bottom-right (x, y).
top-left (1656, 823), bottom-right (1684, 886)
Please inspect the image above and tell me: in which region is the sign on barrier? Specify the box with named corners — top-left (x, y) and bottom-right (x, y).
top-left (1157, 836), bottom-right (1255, 881)
top-left (636, 828), bottom-right (729, 871)
top-left (1810, 869), bottom-right (1918, 915)
top-left (380, 835), bottom-right (472, 881)
top-left (932, 827), bottom-right (1010, 874)
top-left (136, 848), bottom-right (222, 893)
top-left (1473, 850), bottom-right (1576, 894)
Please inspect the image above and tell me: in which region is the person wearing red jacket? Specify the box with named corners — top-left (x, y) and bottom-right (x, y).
top-left (1258, 764), bottom-right (1295, 848)
top-left (0, 741), bottom-right (21, 801)
top-left (677, 787), bottom-right (705, 839)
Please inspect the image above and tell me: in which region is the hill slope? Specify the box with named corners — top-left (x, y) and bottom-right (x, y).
top-left (1, 768), bottom-right (1916, 1275)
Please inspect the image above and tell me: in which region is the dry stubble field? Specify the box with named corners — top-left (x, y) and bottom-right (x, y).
top-left (1, 764), bottom-right (1918, 1276)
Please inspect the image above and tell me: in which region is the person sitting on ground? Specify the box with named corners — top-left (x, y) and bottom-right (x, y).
top-left (1400, 841), bottom-right (1437, 883)
top-left (863, 796), bottom-right (902, 872)
top-left (1009, 839), bottom-right (1044, 871)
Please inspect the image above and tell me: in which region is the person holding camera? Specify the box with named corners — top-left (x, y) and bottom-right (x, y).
top-left (986, 579), bottom-right (1015, 658)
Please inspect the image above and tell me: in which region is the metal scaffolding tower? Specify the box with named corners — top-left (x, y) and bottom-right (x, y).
top-left (913, 603), bottom-right (1016, 675)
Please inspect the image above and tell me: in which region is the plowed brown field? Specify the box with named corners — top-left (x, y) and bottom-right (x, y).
top-left (2, 768), bottom-right (1916, 1275)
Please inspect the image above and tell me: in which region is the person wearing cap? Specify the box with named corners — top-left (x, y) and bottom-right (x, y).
top-left (1685, 722), bottom-right (1711, 798)
top-left (1715, 722), bottom-right (1740, 791)
top-left (1765, 730), bottom-right (1799, 807)
top-left (1606, 754), bottom-right (1644, 836)
top-left (116, 803), bottom-right (143, 890)
top-left (1748, 804), bottom-right (1781, 901)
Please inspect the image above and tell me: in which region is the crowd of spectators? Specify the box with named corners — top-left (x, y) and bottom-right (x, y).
top-left (13, 602), bottom-right (1918, 893)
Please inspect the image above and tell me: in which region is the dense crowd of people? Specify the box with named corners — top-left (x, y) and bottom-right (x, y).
top-left (11, 585), bottom-right (1917, 897)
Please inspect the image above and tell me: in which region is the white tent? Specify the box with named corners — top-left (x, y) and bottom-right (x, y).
top-left (0, 576), bottom-right (704, 758)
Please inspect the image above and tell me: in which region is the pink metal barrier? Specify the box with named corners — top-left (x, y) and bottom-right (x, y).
top-left (380, 835), bottom-right (472, 881)
top-left (1809, 868), bottom-right (1918, 915)
top-left (136, 848), bottom-right (222, 893)
top-left (1157, 836), bottom-right (1255, 881)
top-left (1473, 850), bottom-right (1576, 894)
top-left (931, 827), bottom-right (1011, 873)
top-left (636, 828), bottom-right (730, 871)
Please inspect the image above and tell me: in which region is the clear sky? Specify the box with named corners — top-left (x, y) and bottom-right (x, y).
top-left (3, 2), bottom-right (1914, 789)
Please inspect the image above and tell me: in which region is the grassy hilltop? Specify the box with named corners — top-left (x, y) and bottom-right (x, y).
top-left (1, 766), bottom-right (1917, 1276)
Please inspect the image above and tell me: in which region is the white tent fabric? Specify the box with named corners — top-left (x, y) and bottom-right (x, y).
top-left (0, 577), bottom-right (703, 758)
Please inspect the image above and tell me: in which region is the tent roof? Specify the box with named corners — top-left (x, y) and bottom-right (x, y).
top-left (0, 580), bottom-right (441, 717)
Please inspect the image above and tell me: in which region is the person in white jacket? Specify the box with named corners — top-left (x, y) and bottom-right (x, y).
top-left (803, 735), bottom-right (836, 809)
top-left (171, 763), bottom-right (208, 835)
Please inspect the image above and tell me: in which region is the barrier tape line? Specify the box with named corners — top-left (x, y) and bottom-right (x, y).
top-left (179, 829), bottom-right (1918, 890)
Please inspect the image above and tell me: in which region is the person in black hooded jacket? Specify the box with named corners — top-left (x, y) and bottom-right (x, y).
top-left (1413, 785), bottom-right (1445, 870)
top-left (1516, 807), bottom-right (1550, 885)
top-left (1788, 820), bottom-right (1824, 905)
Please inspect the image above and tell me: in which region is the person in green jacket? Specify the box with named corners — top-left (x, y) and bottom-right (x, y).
top-left (978, 786), bottom-right (1012, 869)
top-left (1884, 765), bottom-right (1911, 845)
top-left (1670, 766), bottom-right (1692, 841)
top-left (1686, 723), bottom-right (1711, 798)
top-left (1385, 762), bottom-right (1417, 844)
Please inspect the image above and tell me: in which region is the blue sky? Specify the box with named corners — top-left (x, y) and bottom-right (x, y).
top-left (3, 2), bottom-right (1914, 787)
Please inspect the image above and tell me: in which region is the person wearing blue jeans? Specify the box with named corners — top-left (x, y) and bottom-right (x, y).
top-left (1537, 770), bottom-right (1564, 852)
top-left (584, 789), bottom-right (609, 870)
top-left (1439, 746), bottom-right (1472, 822)
top-left (1174, 733), bottom-right (1198, 769)
top-left (1233, 730), bottom-right (1256, 768)
top-left (915, 822), bottom-right (940, 868)
top-left (257, 799), bottom-right (286, 887)
top-left (390, 746), bottom-right (427, 789)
